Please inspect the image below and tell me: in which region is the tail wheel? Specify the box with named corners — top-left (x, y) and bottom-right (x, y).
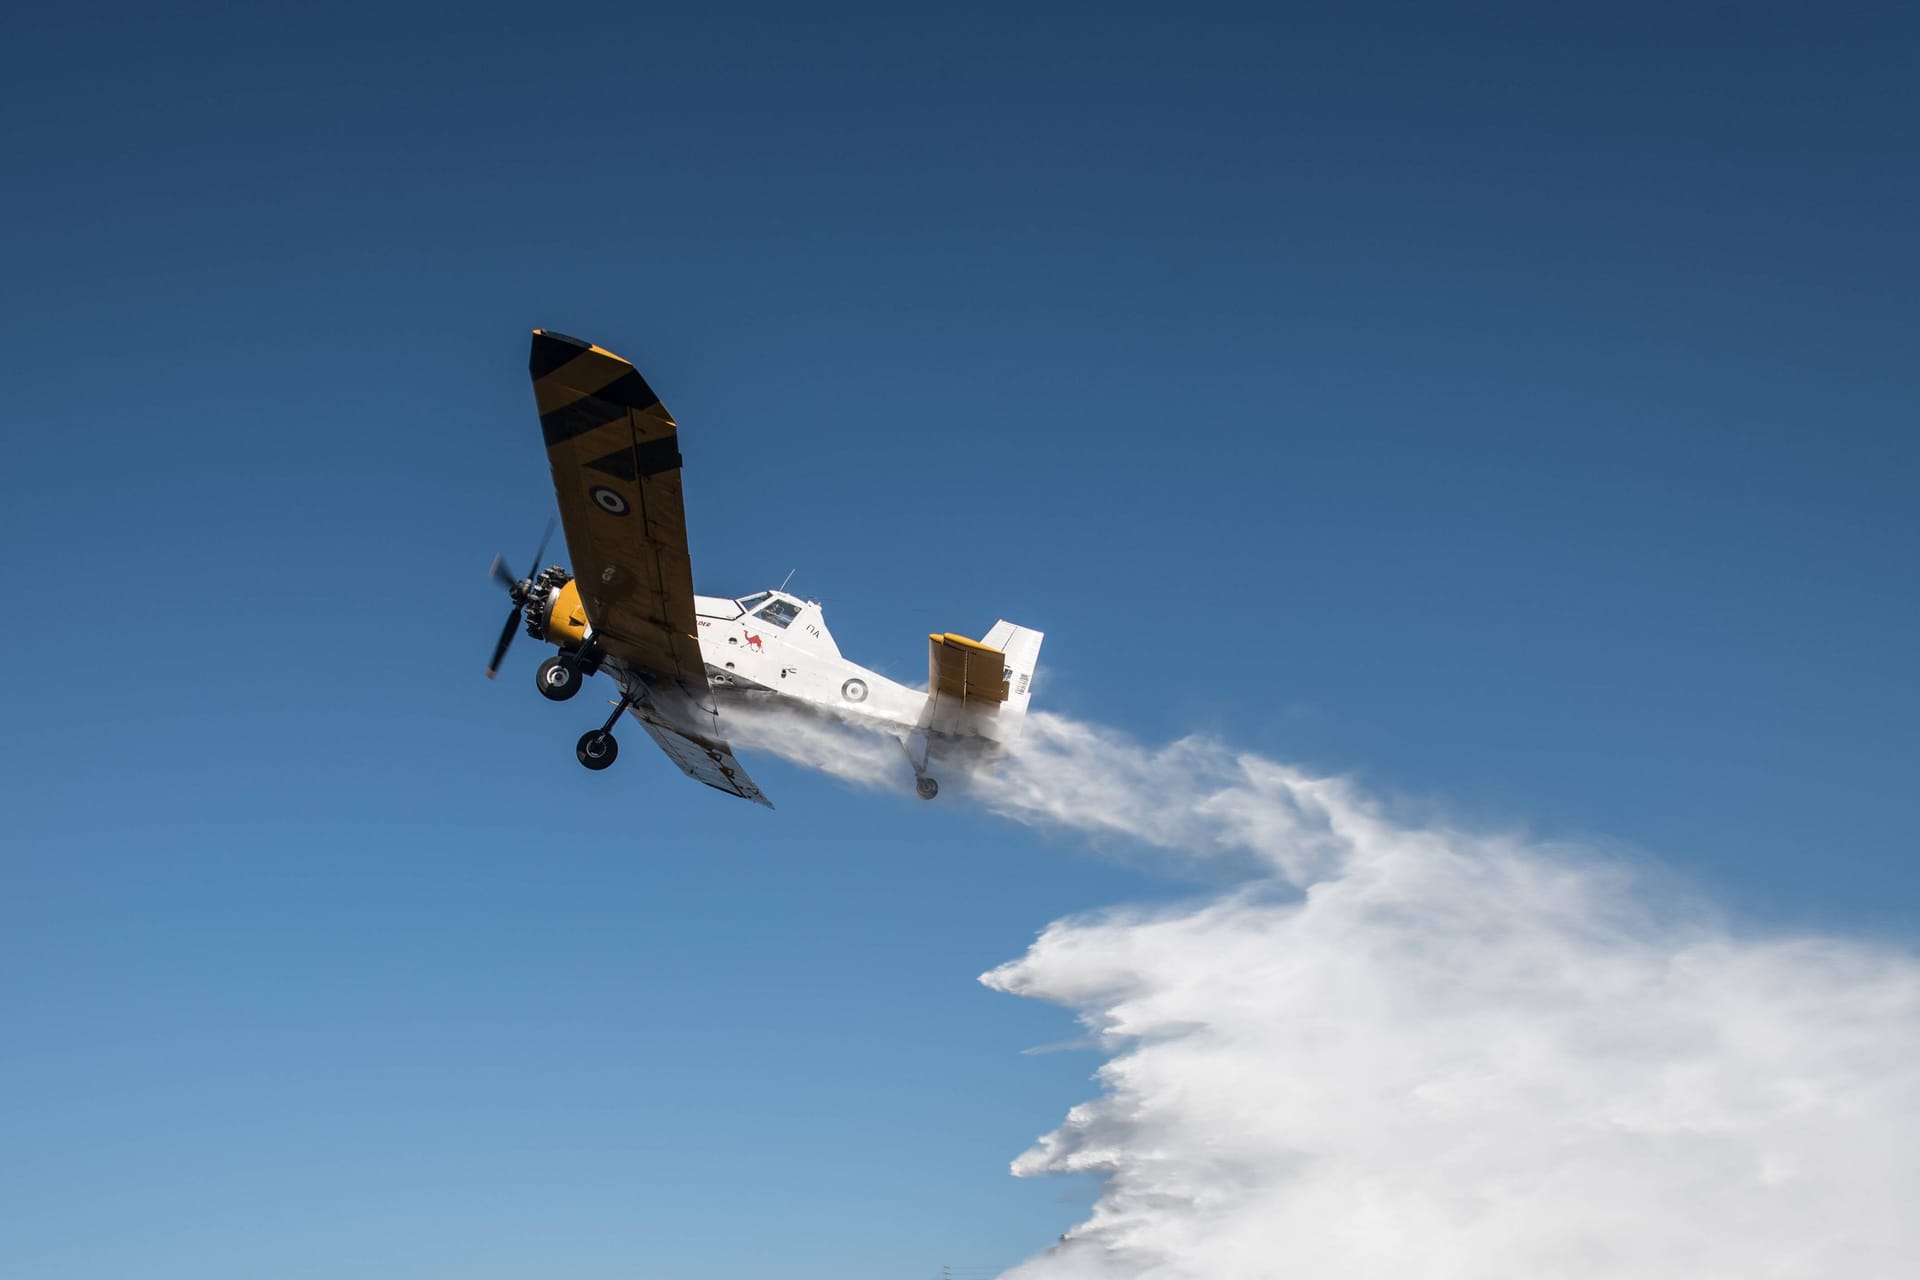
top-left (537, 656), bottom-right (582, 702)
top-left (916, 776), bottom-right (939, 801)
top-left (576, 730), bottom-right (619, 770)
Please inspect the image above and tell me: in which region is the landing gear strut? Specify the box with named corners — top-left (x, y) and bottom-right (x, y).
top-left (576, 688), bottom-right (637, 772)
top-left (536, 655), bottom-right (583, 702)
top-left (898, 735), bottom-right (940, 801)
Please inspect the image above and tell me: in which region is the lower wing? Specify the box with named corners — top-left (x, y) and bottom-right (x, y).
top-left (630, 705), bottom-right (773, 807)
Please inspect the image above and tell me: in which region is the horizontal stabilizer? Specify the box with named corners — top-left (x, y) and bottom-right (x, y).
top-left (928, 632), bottom-right (1010, 704)
top-left (922, 621), bottom-right (1043, 748)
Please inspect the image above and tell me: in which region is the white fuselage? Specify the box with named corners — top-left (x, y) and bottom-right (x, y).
top-left (690, 590), bottom-right (925, 732)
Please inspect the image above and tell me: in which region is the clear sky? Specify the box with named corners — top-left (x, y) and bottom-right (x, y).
top-left (2, 4), bottom-right (1915, 1278)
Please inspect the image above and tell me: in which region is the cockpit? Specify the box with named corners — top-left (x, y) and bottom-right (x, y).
top-left (692, 587), bottom-right (841, 658)
top-left (736, 590), bottom-right (803, 630)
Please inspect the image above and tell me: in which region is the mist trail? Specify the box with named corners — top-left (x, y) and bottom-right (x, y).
top-left (719, 705), bottom-right (1920, 1279)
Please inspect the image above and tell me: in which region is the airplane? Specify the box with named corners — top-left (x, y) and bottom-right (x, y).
top-left (485, 329), bottom-right (1044, 808)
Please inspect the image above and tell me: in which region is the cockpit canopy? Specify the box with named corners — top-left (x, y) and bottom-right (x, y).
top-left (736, 590), bottom-right (802, 630)
top-left (693, 588), bottom-right (840, 656)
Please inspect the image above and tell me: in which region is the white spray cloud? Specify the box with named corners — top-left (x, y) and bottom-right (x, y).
top-left (722, 706), bottom-right (1920, 1278)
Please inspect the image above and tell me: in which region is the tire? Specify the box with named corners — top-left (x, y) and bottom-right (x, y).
top-left (915, 775), bottom-right (939, 801)
top-left (576, 730), bottom-right (618, 770)
top-left (537, 656), bottom-right (582, 702)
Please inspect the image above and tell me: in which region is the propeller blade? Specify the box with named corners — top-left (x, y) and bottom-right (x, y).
top-left (484, 515), bottom-right (556, 679)
top-left (524, 514), bottom-right (557, 581)
top-left (485, 605), bottom-right (523, 679)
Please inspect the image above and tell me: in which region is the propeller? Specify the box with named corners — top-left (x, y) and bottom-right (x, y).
top-left (485, 516), bottom-right (556, 679)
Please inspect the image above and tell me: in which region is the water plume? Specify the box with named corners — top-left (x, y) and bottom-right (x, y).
top-left (721, 703), bottom-right (1920, 1278)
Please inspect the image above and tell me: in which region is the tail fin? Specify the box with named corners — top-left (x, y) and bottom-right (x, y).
top-left (922, 620), bottom-right (1045, 745)
top-left (981, 619), bottom-right (1044, 735)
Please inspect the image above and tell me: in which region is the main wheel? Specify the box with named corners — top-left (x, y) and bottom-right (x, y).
top-left (915, 775), bottom-right (939, 801)
top-left (576, 730), bottom-right (619, 770)
top-left (537, 656), bottom-right (582, 702)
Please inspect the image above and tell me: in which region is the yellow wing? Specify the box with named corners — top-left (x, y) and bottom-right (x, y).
top-left (528, 330), bottom-right (701, 684)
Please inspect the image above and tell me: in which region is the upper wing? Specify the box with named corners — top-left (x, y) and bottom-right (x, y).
top-left (528, 330), bottom-right (703, 685)
top-left (631, 708), bottom-right (773, 807)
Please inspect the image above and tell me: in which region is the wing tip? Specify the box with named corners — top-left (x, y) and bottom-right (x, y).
top-left (529, 328), bottom-right (629, 380)
top-left (531, 328), bottom-right (621, 359)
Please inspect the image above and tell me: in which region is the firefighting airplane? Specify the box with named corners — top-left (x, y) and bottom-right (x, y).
top-left (485, 330), bottom-right (1043, 807)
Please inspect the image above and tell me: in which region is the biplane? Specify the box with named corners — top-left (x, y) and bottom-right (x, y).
top-left (485, 330), bottom-right (1043, 807)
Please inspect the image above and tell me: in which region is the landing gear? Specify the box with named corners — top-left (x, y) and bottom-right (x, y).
top-left (575, 687), bottom-right (638, 772)
top-left (897, 733), bottom-right (941, 801)
top-left (576, 729), bottom-right (618, 770)
top-left (536, 656), bottom-right (583, 702)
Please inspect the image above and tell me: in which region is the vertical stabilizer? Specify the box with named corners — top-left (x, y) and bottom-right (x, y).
top-left (981, 619), bottom-right (1044, 728)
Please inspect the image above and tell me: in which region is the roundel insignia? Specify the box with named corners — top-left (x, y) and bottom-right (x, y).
top-left (589, 486), bottom-right (630, 516)
top-left (841, 678), bottom-right (869, 703)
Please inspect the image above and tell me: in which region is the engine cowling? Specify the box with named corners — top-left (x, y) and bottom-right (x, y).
top-left (522, 568), bottom-right (589, 649)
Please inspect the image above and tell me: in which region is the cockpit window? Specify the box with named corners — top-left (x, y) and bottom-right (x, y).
top-left (737, 591), bottom-right (772, 612)
top-left (754, 598), bottom-right (802, 629)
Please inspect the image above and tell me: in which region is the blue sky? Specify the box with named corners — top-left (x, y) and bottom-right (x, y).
top-left (2, 4), bottom-right (1915, 1277)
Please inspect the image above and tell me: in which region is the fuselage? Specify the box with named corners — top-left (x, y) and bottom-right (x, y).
top-left (690, 589), bottom-right (924, 731)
